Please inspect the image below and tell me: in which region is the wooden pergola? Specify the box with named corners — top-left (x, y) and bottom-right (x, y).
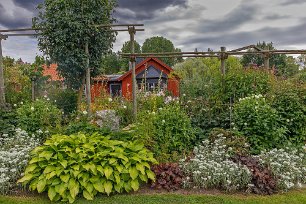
top-left (0, 24), bottom-right (143, 119)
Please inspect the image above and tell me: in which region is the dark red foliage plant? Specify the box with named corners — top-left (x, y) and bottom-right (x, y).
top-left (232, 155), bottom-right (277, 195)
top-left (151, 163), bottom-right (183, 191)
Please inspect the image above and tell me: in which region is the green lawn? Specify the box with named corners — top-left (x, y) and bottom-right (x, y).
top-left (1, 189), bottom-right (305, 204)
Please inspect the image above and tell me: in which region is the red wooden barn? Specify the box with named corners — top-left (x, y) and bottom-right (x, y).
top-left (91, 57), bottom-right (180, 100)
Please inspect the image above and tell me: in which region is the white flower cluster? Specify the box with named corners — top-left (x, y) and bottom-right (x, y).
top-left (258, 146), bottom-right (306, 191)
top-left (180, 135), bottom-right (252, 191)
top-left (164, 96), bottom-right (179, 104)
top-left (238, 94), bottom-right (264, 102)
top-left (0, 128), bottom-right (40, 194)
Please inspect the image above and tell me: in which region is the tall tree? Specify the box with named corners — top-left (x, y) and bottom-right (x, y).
top-left (33, 0), bottom-right (117, 88)
top-left (120, 40), bottom-right (141, 71)
top-left (241, 42), bottom-right (287, 74)
top-left (142, 36), bottom-right (181, 67)
top-left (100, 52), bottom-right (121, 74)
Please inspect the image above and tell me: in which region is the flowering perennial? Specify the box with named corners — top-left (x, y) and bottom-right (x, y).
top-left (258, 146), bottom-right (306, 190)
top-left (0, 128), bottom-right (40, 194)
top-left (180, 136), bottom-right (251, 191)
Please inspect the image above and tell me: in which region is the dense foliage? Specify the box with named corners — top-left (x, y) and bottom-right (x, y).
top-left (233, 94), bottom-right (287, 153)
top-left (136, 103), bottom-right (195, 162)
top-left (18, 133), bottom-right (157, 203)
top-left (0, 129), bottom-right (41, 195)
top-left (180, 135), bottom-right (252, 191)
top-left (33, 0), bottom-right (117, 87)
top-left (258, 147), bottom-right (306, 191)
top-left (151, 163), bottom-right (183, 191)
top-left (16, 99), bottom-right (62, 135)
top-left (142, 36), bottom-right (182, 67)
top-left (232, 155), bottom-right (277, 195)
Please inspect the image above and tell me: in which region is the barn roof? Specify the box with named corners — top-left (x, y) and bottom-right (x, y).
top-left (117, 57), bottom-right (174, 81)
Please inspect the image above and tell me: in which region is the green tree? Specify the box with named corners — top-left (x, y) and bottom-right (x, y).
top-left (120, 40), bottom-right (141, 71)
top-left (33, 0), bottom-right (117, 88)
top-left (142, 36), bottom-right (181, 67)
top-left (241, 42), bottom-right (287, 74)
top-left (100, 52), bottom-right (121, 74)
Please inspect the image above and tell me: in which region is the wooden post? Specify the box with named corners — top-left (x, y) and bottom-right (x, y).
top-left (85, 42), bottom-right (92, 116)
top-left (0, 34), bottom-right (7, 106)
top-left (129, 26), bottom-right (137, 120)
top-left (264, 48), bottom-right (270, 69)
top-left (220, 47), bottom-right (227, 75)
top-left (31, 78), bottom-right (35, 101)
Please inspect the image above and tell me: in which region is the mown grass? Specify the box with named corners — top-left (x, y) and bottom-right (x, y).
top-left (1, 189), bottom-right (305, 204)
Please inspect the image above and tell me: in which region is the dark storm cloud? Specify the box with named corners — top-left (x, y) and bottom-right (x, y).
top-left (114, 0), bottom-right (188, 22)
top-left (184, 21), bottom-right (306, 49)
top-left (281, 0), bottom-right (306, 6)
top-left (196, 1), bottom-right (259, 33)
top-left (0, 3), bottom-right (32, 28)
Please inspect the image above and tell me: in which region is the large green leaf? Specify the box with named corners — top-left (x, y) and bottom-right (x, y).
top-left (136, 163), bottom-right (145, 175)
top-left (114, 182), bottom-right (123, 193)
top-left (39, 151), bottom-right (53, 160)
top-left (146, 170), bottom-right (156, 181)
top-left (17, 174), bottom-right (34, 184)
top-left (68, 179), bottom-right (79, 199)
top-left (97, 165), bottom-right (104, 175)
top-left (131, 179), bottom-right (139, 191)
top-left (85, 182), bottom-right (94, 193)
top-left (60, 174), bottom-right (70, 183)
top-left (44, 165), bottom-right (56, 174)
top-left (37, 179), bottom-right (47, 193)
top-left (104, 166), bottom-right (113, 179)
top-left (83, 190), bottom-right (93, 200)
top-left (139, 174), bottom-right (148, 182)
top-left (93, 181), bottom-right (104, 193)
top-left (46, 171), bottom-right (57, 180)
top-left (48, 186), bottom-right (57, 201)
top-left (25, 164), bottom-right (38, 174)
top-left (60, 160), bottom-right (68, 168)
top-left (104, 181), bottom-right (113, 195)
top-left (129, 167), bottom-right (139, 180)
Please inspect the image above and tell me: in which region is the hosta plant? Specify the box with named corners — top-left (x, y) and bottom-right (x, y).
top-left (18, 133), bottom-right (157, 203)
top-left (151, 163), bottom-right (183, 191)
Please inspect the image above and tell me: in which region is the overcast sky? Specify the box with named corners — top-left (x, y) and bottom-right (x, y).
top-left (1, 0), bottom-right (306, 62)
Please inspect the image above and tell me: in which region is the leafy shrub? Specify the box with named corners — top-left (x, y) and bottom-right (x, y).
top-left (208, 128), bottom-right (249, 156)
top-left (0, 128), bottom-right (41, 195)
top-left (64, 120), bottom-right (110, 136)
top-left (0, 105), bottom-right (18, 135)
top-left (18, 133), bottom-right (157, 203)
top-left (224, 68), bottom-right (274, 102)
top-left (49, 89), bottom-right (78, 115)
top-left (270, 90), bottom-right (306, 146)
top-left (180, 136), bottom-right (251, 191)
top-left (233, 94), bottom-right (287, 153)
top-left (151, 163), bottom-right (183, 191)
top-left (232, 155), bottom-right (276, 195)
top-left (182, 98), bottom-right (230, 138)
top-left (136, 103), bottom-right (195, 162)
top-left (258, 147), bottom-right (306, 191)
top-left (64, 120), bottom-right (133, 141)
top-left (16, 99), bottom-right (62, 135)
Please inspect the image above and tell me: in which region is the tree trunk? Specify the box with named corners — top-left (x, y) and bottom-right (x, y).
top-left (0, 38), bottom-right (6, 105)
top-left (77, 74), bottom-right (86, 111)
